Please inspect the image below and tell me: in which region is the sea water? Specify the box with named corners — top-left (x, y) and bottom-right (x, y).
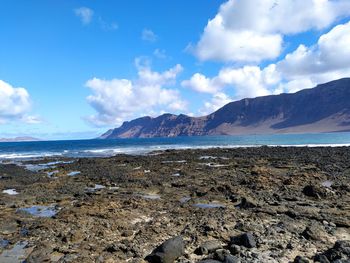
top-left (0, 132), bottom-right (350, 160)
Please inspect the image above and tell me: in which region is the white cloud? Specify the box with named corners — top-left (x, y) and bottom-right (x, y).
top-left (186, 19), bottom-right (350, 104)
top-left (0, 80), bottom-right (38, 124)
top-left (86, 63), bottom-right (187, 127)
top-left (74, 7), bottom-right (94, 25)
top-left (182, 73), bottom-right (220, 94)
top-left (142, 29), bottom-right (158, 42)
top-left (278, 20), bottom-right (350, 77)
top-left (183, 64), bottom-right (280, 99)
top-left (199, 93), bottom-right (232, 115)
top-left (193, 0), bottom-right (350, 62)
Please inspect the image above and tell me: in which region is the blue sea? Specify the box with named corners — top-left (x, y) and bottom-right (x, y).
top-left (1, 132), bottom-right (350, 160)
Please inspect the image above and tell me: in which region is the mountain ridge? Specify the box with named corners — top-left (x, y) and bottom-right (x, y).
top-left (100, 78), bottom-right (350, 139)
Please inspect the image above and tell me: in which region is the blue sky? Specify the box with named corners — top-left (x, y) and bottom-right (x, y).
top-left (1, 0), bottom-right (350, 140)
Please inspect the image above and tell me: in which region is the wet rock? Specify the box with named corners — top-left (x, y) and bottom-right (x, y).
top-left (213, 249), bottom-right (230, 261)
top-left (294, 256), bottom-right (310, 263)
top-left (318, 240), bottom-right (350, 262)
top-left (197, 260), bottom-right (221, 263)
top-left (314, 254), bottom-right (330, 263)
top-left (301, 224), bottom-right (326, 241)
top-left (223, 255), bottom-right (240, 263)
top-left (195, 240), bottom-right (222, 255)
top-left (239, 197), bottom-right (257, 209)
top-left (145, 236), bottom-right (184, 263)
top-left (230, 232), bottom-right (256, 248)
top-left (302, 185), bottom-right (326, 198)
top-left (228, 244), bottom-right (241, 255)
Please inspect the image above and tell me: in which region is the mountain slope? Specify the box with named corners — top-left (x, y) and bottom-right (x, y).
top-left (101, 78), bottom-right (350, 138)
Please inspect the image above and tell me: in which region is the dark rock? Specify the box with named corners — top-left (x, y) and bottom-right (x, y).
top-left (317, 240), bottom-right (350, 262)
top-left (195, 240), bottom-right (222, 255)
top-left (301, 224), bottom-right (325, 241)
top-left (294, 256), bottom-right (309, 263)
top-left (302, 185), bottom-right (326, 198)
top-left (145, 236), bottom-right (185, 263)
top-left (230, 232), bottom-right (256, 248)
top-left (314, 254), bottom-right (330, 263)
top-left (213, 249), bottom-right (230, 261)
top-left (229, 244), bottom-right (241, 255)
top-left (239, 197), bottom-right (257, 209)
top-left (223, 255), bottom-right (240, 263)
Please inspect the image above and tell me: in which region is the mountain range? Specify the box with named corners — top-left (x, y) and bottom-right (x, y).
top-left (100, 78), bottom-right (350, 139)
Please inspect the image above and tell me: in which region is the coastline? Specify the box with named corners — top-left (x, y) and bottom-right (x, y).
top-left (0, 147), bottom-right (349, 262)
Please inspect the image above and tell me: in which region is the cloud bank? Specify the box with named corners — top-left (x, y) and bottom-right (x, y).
top-left (86, 62), bottom-right (186, 127)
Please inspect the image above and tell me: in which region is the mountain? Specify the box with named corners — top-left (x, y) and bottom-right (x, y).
top-left (0, 137), bottom-right (41, 142)
top-left (100, 78), bottom-right (350, 139)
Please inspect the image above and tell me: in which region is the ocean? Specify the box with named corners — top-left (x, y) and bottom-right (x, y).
top-left (1, 132), bottom-right (350, 160)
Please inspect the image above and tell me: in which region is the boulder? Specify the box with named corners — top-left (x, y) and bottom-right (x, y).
top-left (195, 240), bottom-right (222, 255)
top-left (145, 236), bottom-right (185, 263)
top-left (230, 232), bottom-right (256, 248)
top-left (294, 256), bottom-right (309, 263)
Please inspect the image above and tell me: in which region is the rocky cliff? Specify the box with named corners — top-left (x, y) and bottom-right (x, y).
top-left (101, 78), bottom-right (350, 138)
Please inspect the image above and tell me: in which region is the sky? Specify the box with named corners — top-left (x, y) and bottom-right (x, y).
top-left (1, 0), bottom-right (350, 140)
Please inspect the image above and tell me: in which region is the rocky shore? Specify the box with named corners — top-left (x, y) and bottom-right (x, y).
top-left (0, 147), bottom-right (349, 262)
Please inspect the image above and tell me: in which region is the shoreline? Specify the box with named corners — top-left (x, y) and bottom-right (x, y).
top-left (1, 144), bottom-right (350, 161)
top-left (0, 147), bottom-right (349, 262)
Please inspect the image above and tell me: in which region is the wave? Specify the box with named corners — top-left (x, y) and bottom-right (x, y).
top-left (0, 143), bottom-right (350, 160)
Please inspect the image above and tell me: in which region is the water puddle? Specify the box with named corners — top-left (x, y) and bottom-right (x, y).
top-left (0, 241), bottom-right (32, 263)
top-left (199, 156), bottom-right (218, 160)
top-left (194, 203), bottom-right (226, 209)
top-left (0, 239), bottom-right (9, 248)
top-left (46, 170), bottom-right (59, 178)
top-left (321, 180), bottom-right (333, 188)
top-left (162, 160), bottom-right (187, 164)
top-left (139, 194), bottom-right (161, 200)
top-left (85, 184), bottom-right (106, 193)
top-left (200, 163), bottom-right (228, 168)
top-left (22, 160), bottom-right (74, 172)
top-left (171, 173), bottom-right (181, 177)
top-left (179, 197), bottom-right (191, 203)
top-left (18, 205), bottom-right (58, 217)
top-left (67, 171), bottom-right (81, 176)
top-left (2, 189), bottom-right (19, 195)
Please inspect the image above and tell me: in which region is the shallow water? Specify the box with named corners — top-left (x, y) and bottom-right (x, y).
top-left (18, 205), bottom-right (58, 217)
top-left (140, 194), bottom-right (161, 200)
top-left (179, 197), bottom-right (191, 203)
top-left (0, 241), bottom-right (29, 263)
top-left (2, 189), bottom-right (19, 195)
top-left (194, 203), bottom-right (226, 209)
top-left (0, 239), bottom-right (9, 248)
top-left (86, 184), bottom-right (106, 192)
top-left (1, 133), bottom-right (350, 160)
top-left (67, 171), bottom-right (81, 176)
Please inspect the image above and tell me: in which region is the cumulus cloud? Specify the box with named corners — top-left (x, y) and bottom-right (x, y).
top-left (74, 7), bottom-right (94, 25)
top-left (85, 62), bottom-right (187, 127)
top-left (183, 64), bottom-right (280, 99)
top-left (199, 93), bottom-right (233, 115)
top-left (185, 19), bottom-right (350, 106)
top-left (193, 0), bottom-right (350, 62)
top-left (142, 29), bottom-right (158, 42)
top-left (182, 73), bottom-right (220, 94)
top-left (0, 80), bottom-right (39, 124)
top-left (278, 20), bottom-right (350, 78)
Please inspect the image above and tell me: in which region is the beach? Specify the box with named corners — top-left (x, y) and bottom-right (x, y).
top-left (0, 146), bottom-right (349, 262)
